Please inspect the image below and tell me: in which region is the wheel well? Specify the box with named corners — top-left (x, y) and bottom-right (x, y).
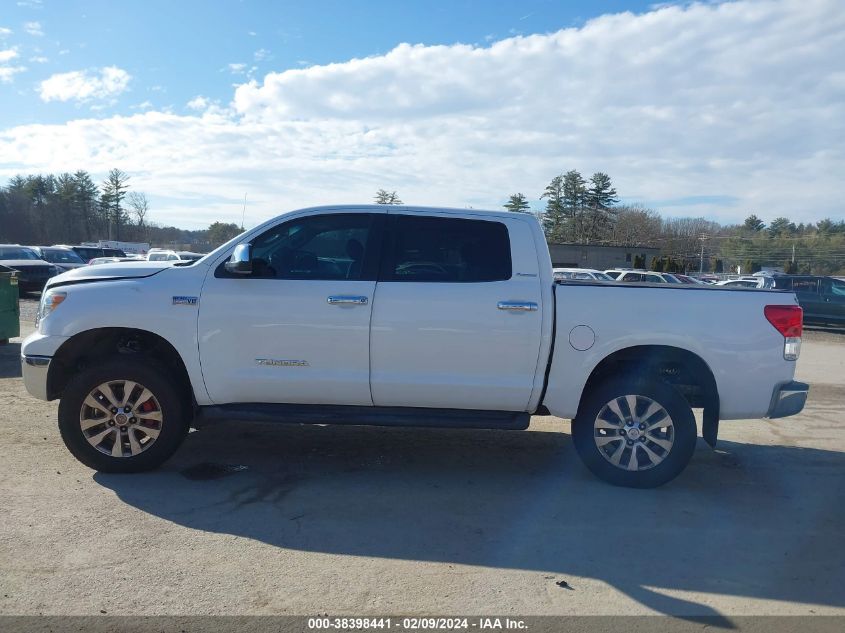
top-left (578, 345), bottom-right (719, 424)
top-left (47, 328), bottom-right (195, 409)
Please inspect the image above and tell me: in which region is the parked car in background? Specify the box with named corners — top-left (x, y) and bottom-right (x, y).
top-left (657, 273), bottom-right (683, 284)
top-left (609, 270), bottom-right (668, 283)
top-left (88, 257), bottom-right (149, 266)
top-left (0, 245), bottom-right (59, 290)
top-left (31, 246), bottom-right (86, 272)
top-left (56, 245), bottom-right (128, 263)
top-left (773, 275), bottom-right (845, 325)
top-left (553, 267), bottom-right (614, 281)
top-left (674, 274), bottom-right (703, 284)
top-left (146, 250), bottom-right (204, 262)
top-left (715, 278), bottom-right (766, 289)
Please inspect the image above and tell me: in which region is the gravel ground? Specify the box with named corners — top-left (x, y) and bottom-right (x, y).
top-left (17, 293), bottom-right (40, 323)
top-left (2, 315), bottom-right (844, 618)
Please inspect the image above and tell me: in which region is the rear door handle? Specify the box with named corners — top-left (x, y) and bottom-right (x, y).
top-left (327, 295), bottom-right (369, 305)
top-left (497, 301), bottom-right (538, 311)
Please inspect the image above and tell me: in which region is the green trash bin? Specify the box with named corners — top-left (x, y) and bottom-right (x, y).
top-left (0, 264), bottom-right (21, 344)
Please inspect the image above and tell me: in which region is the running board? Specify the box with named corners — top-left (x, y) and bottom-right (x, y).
top-left (195, 403), bottom-right (530, 430)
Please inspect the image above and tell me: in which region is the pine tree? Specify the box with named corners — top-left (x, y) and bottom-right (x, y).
top-left (743, 214), bottom-right (765, 232)
top-left (540, 175), bottom-right (566, 242)
top-left (584, 172), bottom-right (618, 242)
top-left (100, 168), bottom-right (130, 240)
top-left (73, 171), bottom-right (100, 240)
top-left (503, 193), bottom-right (530, 213)
top-left (562, 170), bottom-right (586, 242)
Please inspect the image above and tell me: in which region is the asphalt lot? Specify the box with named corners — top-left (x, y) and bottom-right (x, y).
top-left (1, 297), bottom-right (844, 618)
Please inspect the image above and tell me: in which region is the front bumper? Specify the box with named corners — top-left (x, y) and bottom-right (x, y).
top-left (767, 380), bottom-right (809, 419)
top-left (21, 355), bottom-right (51, 401)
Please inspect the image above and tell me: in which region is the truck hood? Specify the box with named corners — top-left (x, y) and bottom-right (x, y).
top-left (46, 261), bottom-right (174, 288)
top-left (0, 259), bottom-right (54, 269)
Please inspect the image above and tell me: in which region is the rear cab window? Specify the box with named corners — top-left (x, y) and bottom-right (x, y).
top-left (382, 215), bottom-right (511, 282)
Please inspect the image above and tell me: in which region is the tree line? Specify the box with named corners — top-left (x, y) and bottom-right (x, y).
top-left (0, 170), bottom-right (241, 249)
top-left (2, 172), bottom-right (843, 273)
top-left (502, 171), bottom-right (845, 275)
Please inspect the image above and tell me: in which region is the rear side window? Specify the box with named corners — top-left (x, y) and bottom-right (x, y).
top-left (384, 215), bottom-right (511, 282)
top-left (792, 278), bottom-right (819, 293)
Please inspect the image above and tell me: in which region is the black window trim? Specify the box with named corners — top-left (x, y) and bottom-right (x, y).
top-left (378, 213), bottom-right (513, 283)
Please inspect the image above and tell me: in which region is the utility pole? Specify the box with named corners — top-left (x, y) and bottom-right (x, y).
top-left (240, 193), bottom-right (247, 230)
top-left (699, 234), bottom-right (708, 273)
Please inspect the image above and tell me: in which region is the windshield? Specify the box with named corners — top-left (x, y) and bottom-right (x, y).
top-left (594, 272), bottom-right (613, 280)
top-left (41, 249), bottom-right (85, 264)
top-left (0, 247), bottom-right (40, 260)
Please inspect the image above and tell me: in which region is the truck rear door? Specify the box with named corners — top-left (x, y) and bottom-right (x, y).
top-left (369, 212), bottom-right (543, 411)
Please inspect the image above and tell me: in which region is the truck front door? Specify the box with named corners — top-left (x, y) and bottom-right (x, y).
top-left (198, 211), bottom-right (384, 405)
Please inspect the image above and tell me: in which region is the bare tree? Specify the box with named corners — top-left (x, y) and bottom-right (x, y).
top-left (375, 189), bottom-right (403, 205)
top-left (610, 205), bottom-right (662, 246)
top-left (127, 191), bottom-right (150, 228)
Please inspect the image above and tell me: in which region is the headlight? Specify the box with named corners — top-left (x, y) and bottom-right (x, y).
top-left (36, 290), bottom-right (67, 327)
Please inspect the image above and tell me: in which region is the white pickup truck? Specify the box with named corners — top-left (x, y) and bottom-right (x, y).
top-left (21, 205), bottom-right (808, 487)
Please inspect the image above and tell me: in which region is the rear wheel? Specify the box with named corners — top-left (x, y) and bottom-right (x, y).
top-left (572, 378), bottom-right (697, 488)
top-left (58, 358), bottom-right (189, 472)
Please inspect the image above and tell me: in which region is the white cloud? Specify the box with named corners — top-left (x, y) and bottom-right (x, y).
top-left (225, 62), bottom-right (247, 74)
top-left (2, 0), bottom-right (844, 229)
top-left (253, 48), bottom-right (270, 61)
top-left (29, 55), bottom-right (48, 63)
top-left (0, 27), bottom-right (12, 38)
top-left (0, 47), bottom-right (25, 82)
top-left (186, 95), bottom-right (209, 111)
top-left (24, 21), bottom-right (43, 36)
top-left (38, 66), bottom-right (131, 103)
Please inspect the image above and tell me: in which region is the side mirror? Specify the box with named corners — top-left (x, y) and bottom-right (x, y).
top-left (225, 243), bottom-right (253, 275)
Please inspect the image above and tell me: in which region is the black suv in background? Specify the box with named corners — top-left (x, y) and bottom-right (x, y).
top-left (64, 246), bottom-right (127, 262)
top-left (773, 275), bottom-right (845, 325)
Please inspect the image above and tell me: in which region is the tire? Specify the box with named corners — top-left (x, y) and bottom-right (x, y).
top-left (572, 378), bottom-right (697, 488)
top-left (58, 357), bottom-right (189, 473)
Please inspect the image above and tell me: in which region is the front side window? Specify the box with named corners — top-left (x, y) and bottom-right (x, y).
top-left (385, 215), bottom-right (511, 282)
top-left (250, 213), bottom-right (374, 280)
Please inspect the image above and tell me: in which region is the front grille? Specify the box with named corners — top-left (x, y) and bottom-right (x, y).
top-left (9, 265), bottom-right (50, 277)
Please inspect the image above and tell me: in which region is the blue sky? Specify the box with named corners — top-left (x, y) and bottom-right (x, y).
top-left (2, 0), bottom-right (653, 126)
top-left (1, 0), bottom-right (843, 230)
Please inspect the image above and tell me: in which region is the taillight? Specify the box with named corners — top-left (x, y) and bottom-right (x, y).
top-left (765, 305), bottom-right (803, 361)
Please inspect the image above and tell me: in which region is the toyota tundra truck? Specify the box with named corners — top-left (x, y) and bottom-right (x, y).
top-left (21, 205), bottom-right (808, 487)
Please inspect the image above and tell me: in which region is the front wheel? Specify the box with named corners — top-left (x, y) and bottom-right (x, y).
top-left (572, 378), bottom-right (697, 488)
top-left (58, 358), bottom-right (189, 473)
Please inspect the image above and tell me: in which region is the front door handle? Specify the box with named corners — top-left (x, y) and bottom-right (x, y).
top-left (327, 295), bottom-right (369, 305)
top-left (497, 301), bottom-right (538, 311)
